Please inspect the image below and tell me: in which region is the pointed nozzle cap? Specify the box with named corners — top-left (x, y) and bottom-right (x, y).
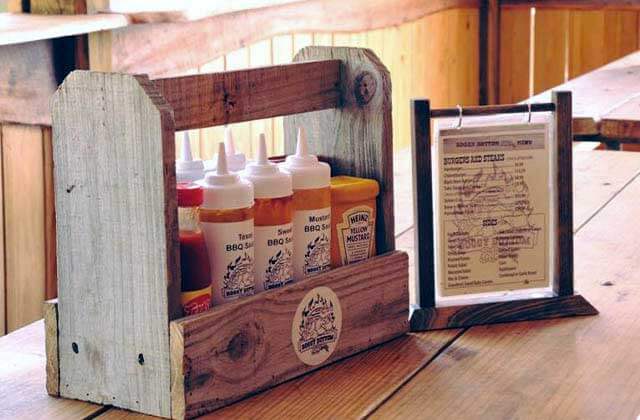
top-left (201, 142), bottom-right (254, 209)
top-left (280, 127), bottom-right (330, 190)
top-left (176, 131), bottom-right (204, 183)
top-left (241, 133), bottom-right (292, 199)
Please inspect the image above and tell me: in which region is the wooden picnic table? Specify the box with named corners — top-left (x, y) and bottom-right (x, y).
top-left (2, 149), bottom-right (640, 419)
top-left (531, 50), bottom-right (640, 148)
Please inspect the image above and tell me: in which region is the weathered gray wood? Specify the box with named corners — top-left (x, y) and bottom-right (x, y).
top-left (51, 71), bottom-right (179, 418)
top-left (284, 46), bottom-right (395, 256)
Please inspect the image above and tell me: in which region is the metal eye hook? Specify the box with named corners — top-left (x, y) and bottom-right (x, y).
top-left (455, 104), bottom-right (463, 129)
top-left (527, 102), bottom-right (532, 124)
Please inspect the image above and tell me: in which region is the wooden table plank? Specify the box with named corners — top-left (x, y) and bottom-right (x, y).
top-left (0, 320), bottom-right (104, 419)
top-left (371, 155), bottom-right (640, 419)
top-left (529, 50), bottom-right (640, 138)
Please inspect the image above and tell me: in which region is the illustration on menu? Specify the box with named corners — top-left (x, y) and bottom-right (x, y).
top-left (436, 122), bottom-right (550, 296)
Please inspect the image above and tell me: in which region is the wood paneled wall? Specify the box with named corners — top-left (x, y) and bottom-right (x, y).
top-left (1, 4), bottom-right (639, 335)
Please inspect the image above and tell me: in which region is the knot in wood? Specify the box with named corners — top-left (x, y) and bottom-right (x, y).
top-left (227, 331), bottom-right (251, 361)
top-left (354, 71), bottom-right (377, 106)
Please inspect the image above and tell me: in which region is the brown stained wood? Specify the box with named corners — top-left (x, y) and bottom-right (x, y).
top-left (601, 95), bottom-right (640, 141)
top-left (553, 91), bottom-right (574, 296)
top-left (96, 0), bottom-right (479, 77)
top-left (2, 124), bottom-right (46, 332)
top-left (0, 41), bottom-right (57, 125)
top-left (499, 7), bottom-right (531, 103)
top-left (0, 320), bottom-right (104, 419)
top-left (43, 299), bottom-right (59, 396)
top-left (430, 102), bottom-right (555, 117)
top-left (171, 251), bottom-right (409, 418)
top-left (533, 9), bottom-right (569, 95)
top-left (410, 294), bottom-right (597, 330)
top-left (372, 160), bottom-right (640, 420)
top-left (411, 99), bottom-right (435, 309)
top-left (479, 0), bottom-right (500, 104)
top-left (152, 60), bottom-right (341, 131)
top-left (284, 46), bottom-right (395, 257)
top-left (42, 128), bottom-right (57, 300)
top-left (30, 0), bottom-right (86, 14)
top-left (51, 71), bottom-right (179, 418)
top-left (529, 50), bottom-right (640, 137)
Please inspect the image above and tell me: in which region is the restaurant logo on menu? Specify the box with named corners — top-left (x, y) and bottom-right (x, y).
top-left (292, 286), bottom-right (343, 366)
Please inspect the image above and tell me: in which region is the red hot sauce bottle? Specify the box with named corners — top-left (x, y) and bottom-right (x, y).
top-left (177, 183), bottom-right (212, 315)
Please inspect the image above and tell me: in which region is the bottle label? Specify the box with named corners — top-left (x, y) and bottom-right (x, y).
top-left (337, 205), bottom-right (375, 265)
top-left (293, 208), bottom-right (331, 279)
top-left (254, 223), bottom-right (294, 292)
top-left (201, 219), bottom-right (255, 305)
top-left (181, 286), bottom-right (212, 316)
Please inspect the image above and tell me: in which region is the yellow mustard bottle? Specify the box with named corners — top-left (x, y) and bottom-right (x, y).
top-left (199, 142), bottom-right (255, 305)
top-left (330, 176), bottom-right (379, 267)
top-left (241, 133), bottom-right (294, 292)
top-left (280, 127), bottom-right (331, 280)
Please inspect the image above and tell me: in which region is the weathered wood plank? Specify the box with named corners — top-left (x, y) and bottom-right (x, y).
top-left (153, 60), bottom-right (341, 131)
top-left (601, 95), bottom-right (640, 140)
top-left (2, 124), bottom-right (46, 332)
top-left (42, 127), bottom-right (57, 300)
top-left (0, 125), bottom-right (4, 336)
top-left (284, 46), bottom-right (395, 256)
top-left (0, 320), bottom-right (105, 419)
top-left (371, 158), bottom-right (640, 420)
top-left (95, 0), bottom-right (479, 77)
top-left (43, 299), bottom-right (59, 396)
top-left (171, 251), bottom-right (409, 419)
top-left (51, 71), bottom-right (180, 417)
top-left (0, 41), bottom-right (57, 125)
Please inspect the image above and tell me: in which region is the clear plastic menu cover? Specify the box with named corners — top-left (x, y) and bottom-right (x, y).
top-left (433, 112), bottom-right (556, 305)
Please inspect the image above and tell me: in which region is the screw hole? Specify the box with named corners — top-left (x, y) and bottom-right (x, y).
top-left (138, 353), bottom-right (144, 365)
top-left (72, 342), bottom-right (79, 353)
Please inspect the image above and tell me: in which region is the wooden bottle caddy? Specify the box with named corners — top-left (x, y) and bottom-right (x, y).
top-left (409, 93), bottom-right (598, 331)
top-left (44, 47), bottom-right (408, 419)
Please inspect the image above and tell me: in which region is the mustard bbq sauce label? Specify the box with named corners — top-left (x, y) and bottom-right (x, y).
top-left (181, 286), bottom-right (212, 316)
top-left (437, 123), bottom-right (550, 296)
top-left (337, 205), bottom-right (375, 265)
top-left (291, 286), bottom-right (342, 366)
top-left (201, 220), bottom-right (255, 305)
top-left (292, 208), bottom-right (331, 279)
top-left (254, 223), bottom-right (294, 292)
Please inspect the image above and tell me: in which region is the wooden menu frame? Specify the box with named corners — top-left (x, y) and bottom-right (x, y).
top-left (409, 91), bottom-right (598, 331)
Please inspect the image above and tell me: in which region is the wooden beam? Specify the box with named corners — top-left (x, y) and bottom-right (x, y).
top-left (92, 0), bottom-right (479, 76)
top-left (479, 0), bottom-right (500, 104)
top-left (153, 60), bottom-right (341, 130)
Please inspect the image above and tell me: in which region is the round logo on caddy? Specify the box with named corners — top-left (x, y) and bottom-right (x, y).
top-left (291, 286), bottom-right (343, 366)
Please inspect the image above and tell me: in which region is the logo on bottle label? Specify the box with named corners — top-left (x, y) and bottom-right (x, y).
top-left (255, 223), bottom-right (294, 292)
top-left (291, 286), bottom-right (342, 366)
top-left (201, 219), bottom-right (255, 305)
top-left (337, 205), bottom-right (375, 265)
top-left (292, 208), bottom-right (331, 279)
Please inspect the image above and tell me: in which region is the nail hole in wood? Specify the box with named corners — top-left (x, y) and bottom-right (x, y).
top-left (72, 342), bottom-right (79, 353)
top-left (138, 353), bottom-right (145, 365)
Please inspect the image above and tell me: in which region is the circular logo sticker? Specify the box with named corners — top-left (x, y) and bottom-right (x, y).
top-left (291, 286), bottom-right (343, 366)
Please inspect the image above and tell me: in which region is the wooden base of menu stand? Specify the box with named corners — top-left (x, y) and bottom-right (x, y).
top-left (409, 92), bottom-right (598, 332)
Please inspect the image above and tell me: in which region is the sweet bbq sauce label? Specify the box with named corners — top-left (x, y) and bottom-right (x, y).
top-left (292, 208), bottom-right (331, 279)
top-left (254, 223), bottom-right (294, 292)
top-left (337, 205), bottom-right (375, 265)
top-left (201, 220), bottom-right (255, 305)
top-left (291, 286), bottom-right (342, 366)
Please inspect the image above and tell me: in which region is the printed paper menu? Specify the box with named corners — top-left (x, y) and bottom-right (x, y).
top-left (436, 123), bottom-right (550, 296)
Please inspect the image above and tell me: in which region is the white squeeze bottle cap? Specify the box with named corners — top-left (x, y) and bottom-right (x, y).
top-left (176, 131), bottom-right (205, 183)
top-left (281, 127), bottom-right (330, 189)
top-left (204, 126), bottom-right (247, 172)
top-left (201, 142), bottom-right (254, 210)
top-left (242, 134), bottom-right (292, 199)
